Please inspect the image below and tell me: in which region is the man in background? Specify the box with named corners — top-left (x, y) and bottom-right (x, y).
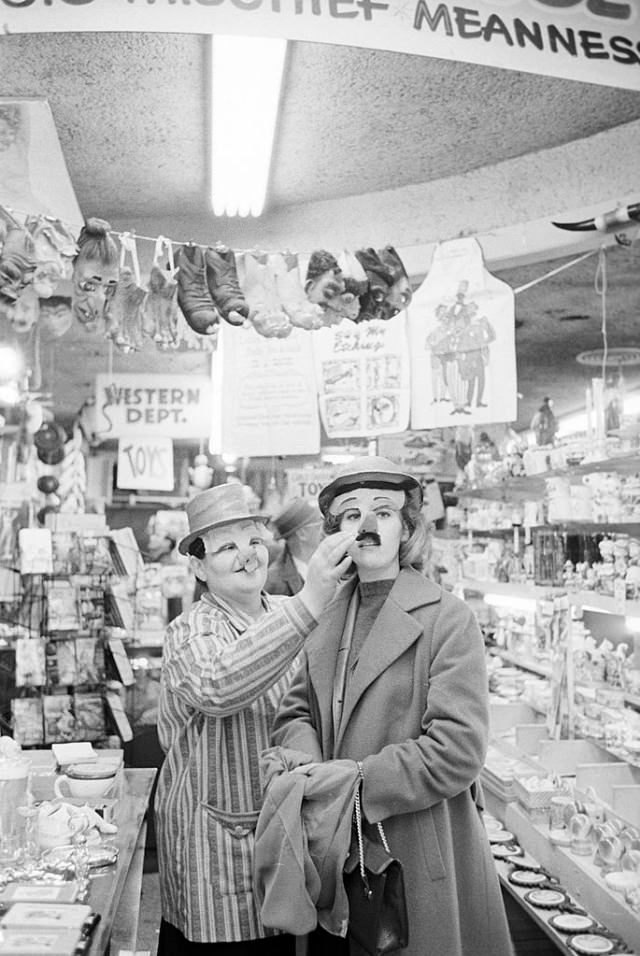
top-left (266, 498), bottom-right (323, 596)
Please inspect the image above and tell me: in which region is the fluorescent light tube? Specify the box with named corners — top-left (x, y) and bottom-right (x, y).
top-left (211, 35), bottom-right (287, 218)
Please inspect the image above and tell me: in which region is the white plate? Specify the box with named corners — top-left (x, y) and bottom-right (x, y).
top-left (567, 934), bottom-right (615, 954)
top-left (509, 869), bottom-right (547, 887)
top-left (526, 888), bottom-right (567, 908)
top-left (548, 914), bottom-right (596, 934)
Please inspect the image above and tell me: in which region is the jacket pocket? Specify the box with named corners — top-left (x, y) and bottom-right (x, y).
top-left (201, 803), bottom-right (260, 839)
top-left (200, 804), bottom-right (260, 896)
top-left (419, 810), bottom-right (446, 881)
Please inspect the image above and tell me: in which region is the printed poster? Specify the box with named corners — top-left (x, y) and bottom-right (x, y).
top-left (210, 323), bottom-right (320, 457)
top-left (407, 237), bottom-right (517, 430)
top-left (313, 313), bottom-right (410, 440)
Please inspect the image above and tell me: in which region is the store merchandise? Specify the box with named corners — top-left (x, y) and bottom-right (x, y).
top-left (174, 242), bottom-right (220, 335)
top-left (243, 250), bottom-right (292, 339)
top-left (204, 244), bottom-right (249, 326)
top-left (0, 737), bottom-right (29, 863)
top-left (70, 219), bottom-right (119, 333)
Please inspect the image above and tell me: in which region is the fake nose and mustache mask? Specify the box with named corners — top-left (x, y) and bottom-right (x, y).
top-left (355, 512), bottom-right (381, 545)
top-left (237, 547), bottom-right (260, 572)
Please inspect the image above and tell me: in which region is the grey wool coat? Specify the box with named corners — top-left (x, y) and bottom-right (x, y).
top-left (271, 568), bottom-right (514, 956)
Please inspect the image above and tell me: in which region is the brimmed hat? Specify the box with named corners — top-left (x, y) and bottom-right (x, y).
top-left (272, 498), bottom-right (321, 540)
top-left (318, 456), bottom-right (423, 516)
top-left (178, 483), bottom-right (267, 555)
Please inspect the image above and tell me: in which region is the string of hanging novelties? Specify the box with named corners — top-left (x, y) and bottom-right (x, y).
top-left (0, 199), bottom-right (630, 355)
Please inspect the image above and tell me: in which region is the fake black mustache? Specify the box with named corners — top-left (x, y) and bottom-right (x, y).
top-left (355, 530), bottom-right (381, 545)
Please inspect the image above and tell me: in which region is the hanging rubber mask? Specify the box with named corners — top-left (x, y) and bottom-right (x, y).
top-left (72, 255), bottom-right (118, 330)
top-left (39, 295), bottom-right (73, 339)
top-left (71, 218), bottom-right (119, 331)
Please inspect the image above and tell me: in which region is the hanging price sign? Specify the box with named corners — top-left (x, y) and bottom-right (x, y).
top-left (285, 468), bottom-right (336, 504)
top-left (117, 436), bottom-right (174, 492)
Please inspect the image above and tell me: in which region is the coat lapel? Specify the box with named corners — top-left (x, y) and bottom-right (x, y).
top-left (335, 569), bottom-right (442, 750)
top-left (306, 579), bottom-right (357, 752)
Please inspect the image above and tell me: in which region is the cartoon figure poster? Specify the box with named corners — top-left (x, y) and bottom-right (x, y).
top-left (313, 312), bottom-right (410, 439)
top-left (408, 238), bottom-right (517, 429)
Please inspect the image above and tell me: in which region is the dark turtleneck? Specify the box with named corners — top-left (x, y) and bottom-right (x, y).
top-left (346, 578), bottom-right (395, 679)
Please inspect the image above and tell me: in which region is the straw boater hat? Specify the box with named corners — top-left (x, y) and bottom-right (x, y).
top-left (272, 498), bottom-right (320, 540)
top-left (178, 483), bottom-right (267, 555)
top-left (318, 456), bottom-right (423, 516)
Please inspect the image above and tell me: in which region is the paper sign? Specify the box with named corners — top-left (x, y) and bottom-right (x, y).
top-left (95, 374), bottom-right (211, 440)
top-left (18, 528), bottom-right (52, 575)
top-left (285, 468), bottom-right (336, 504)
top-left (117, 436), bottom-right (174, 491)
top-left (313, 314), bottom-right (411, 439)
top-left (211, 324), bottom-right (320, 457)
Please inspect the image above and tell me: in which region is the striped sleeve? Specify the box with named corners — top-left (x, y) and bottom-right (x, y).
top-left (163, 595), bottom-right (316, 717)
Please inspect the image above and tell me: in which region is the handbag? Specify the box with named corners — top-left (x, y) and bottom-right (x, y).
top-left (343, 787), bottom-right (409, 956)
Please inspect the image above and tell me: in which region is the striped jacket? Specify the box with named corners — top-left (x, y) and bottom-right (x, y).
top-left (155, 589), bottom-right (316, 942)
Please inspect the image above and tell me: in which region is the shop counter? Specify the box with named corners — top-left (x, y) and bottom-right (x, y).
top-left (85, 768), bottom-right (156, 955)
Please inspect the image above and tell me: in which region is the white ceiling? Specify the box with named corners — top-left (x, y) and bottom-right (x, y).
top-left (1, 30), bottom-right (640, 436)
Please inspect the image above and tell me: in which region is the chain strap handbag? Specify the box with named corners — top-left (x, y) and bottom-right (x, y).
top-left (343, 786), bottom-right (409, 956)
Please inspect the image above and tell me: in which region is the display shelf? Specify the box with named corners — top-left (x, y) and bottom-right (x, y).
top-left (435, 528), bottom-right (514, 538)
top-left (485, 796), bottom-right (640, 954)
top-left (85, 768), bottom-right (156, 955)
top-left (457, 450), bottom-right (640, 502)
top-left (442, 523), bottom-right (640, 539)
top-left (534, 522), bottom-right (640, 536)
top-left (457, 478), bottom-right (546, 502)
top-left (460, 578), bottom-right (636, 616)
top-left (494, 859), bottom-right (605, 956)
top-left (488, 646), bottom-right (552, 679)
top-left (468, 580), bottom-right (640, 713)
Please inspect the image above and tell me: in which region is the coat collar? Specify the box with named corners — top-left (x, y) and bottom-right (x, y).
top-left (306, 568), bottom-right (443, 752)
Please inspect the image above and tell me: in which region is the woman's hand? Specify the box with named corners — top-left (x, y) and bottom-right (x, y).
top-left (298, 530), bottom-right (356, 619)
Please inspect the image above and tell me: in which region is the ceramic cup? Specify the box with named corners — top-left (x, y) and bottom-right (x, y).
top-left (54, 764), bottom-right (117, 800)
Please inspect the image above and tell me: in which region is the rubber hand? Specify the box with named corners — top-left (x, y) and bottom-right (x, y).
top-left (298, 530), bottom-right (356, 619)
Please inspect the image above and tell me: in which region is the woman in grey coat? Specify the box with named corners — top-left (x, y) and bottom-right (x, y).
top-left (271, 456), bottom-right (514, 956)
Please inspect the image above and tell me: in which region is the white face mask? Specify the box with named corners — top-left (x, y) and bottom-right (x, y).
top-left (193, 520), bottom-right (269, 604)
top-left (329, 487), bottom-right (406, 582)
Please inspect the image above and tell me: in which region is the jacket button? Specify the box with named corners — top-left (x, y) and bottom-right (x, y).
top-left (234, 825), bottom-right (244, 836)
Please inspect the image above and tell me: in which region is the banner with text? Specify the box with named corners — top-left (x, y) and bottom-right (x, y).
top-left (313, 312), bottom-right (411, 440)
top-left (95, 373), bottom-right (212, 440)
top-left (210, 323), bottom-right (320, 457)
top-left (2, 1), bottom-right (637, 90)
